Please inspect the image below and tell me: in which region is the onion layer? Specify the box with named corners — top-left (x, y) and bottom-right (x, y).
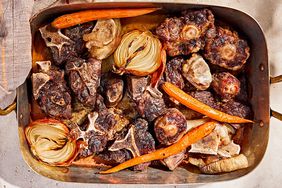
top-left (113, 30), bottom-right (162, 76)
top-left (25, 119), bottom-right (77, 166)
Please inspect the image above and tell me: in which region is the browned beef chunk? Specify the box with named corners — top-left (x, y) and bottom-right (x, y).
top-left (39, 25), bottom-right (74, 66)
top-left (95, 94), bottom-right (107, 111)
top-left (133, 118), bottom-right (156, 155)
top-left (38, 81), bottom-right (72, 119)
top-left (116, 91), bottom-right (139, 121)
top-left (68, 112), bottom-right (104, 157)
top-left (189, 90), bottom-right (221, 110)
top-left (156, 9), bottom-right (215, 57)
top-left (95, 109), bottom-right (118, 138)
top-left (156, 17), bottom-right (183, 42)
top-left (127, 76), bottom-right (167, 121)
top-left (137, 91), bottom-right (166, 122)
top-left (101, 73), bottom-right (124, 107)
top-left (109, 118), bottom-right (155, 171)
top-left (94, 95), bottom-right (129, 140)
top-left (39, 23), bottom-right (94, 65)
top-left (220, 100), bottom-right (251, 129)
top-left (220, 100), bottom-right (251, 119)
top-left (66, 58), bottom-right (101, 107)
top-left (212, 72), bottom-right (240, 99)
top-left (204, 27), bottom-right (250, 71)
top-left (181, 9), bottom-right (215, 32)
top-left (64, 22), bottom-right (94, 54)
top-left (94, 109), bottom-right (129, 141)
top-left (165, 57), bottom-right (185, 89)
top-left (127, 76), bottom-right (148, 101)
top-left (49, 44), bottom-right (78, 66)
top-left (131, 119), bottom-right (155, 171)
top-left (87, 132), bottom-right (108, 154)
top-left (32, 62), bottom-right (72, 119)
top-left (98, 149), bottom-right (132, 165)
top-left (76, 97), bottom-right (129, 157)
top-left (154, 108), bottom-right (187, 145)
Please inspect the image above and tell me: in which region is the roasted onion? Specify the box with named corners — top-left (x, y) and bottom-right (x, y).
top-left (113, 30), bottom-right (163, 76)
top-left (25, 119), bottom-right (77, 166)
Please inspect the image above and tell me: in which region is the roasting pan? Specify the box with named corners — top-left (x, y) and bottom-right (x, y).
top-left (9, 1), bottom-right (282, 184)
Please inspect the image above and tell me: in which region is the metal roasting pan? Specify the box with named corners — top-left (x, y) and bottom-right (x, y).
top-left (8, 1), bottom-right (282, 184)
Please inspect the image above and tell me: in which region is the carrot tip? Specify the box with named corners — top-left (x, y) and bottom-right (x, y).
top-left (99, 170), bottom-right (111, 174)
top-left (162, 82), bottom-right (254, 124)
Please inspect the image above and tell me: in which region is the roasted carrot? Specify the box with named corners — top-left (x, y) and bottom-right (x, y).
top-left (51, 8), bottom-right (160, 29)
top-left (99, 121), bottom-right (217, 174)
top-left (162, 82), bottom-right (253, 124)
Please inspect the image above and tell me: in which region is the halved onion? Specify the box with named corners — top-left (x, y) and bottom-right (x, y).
top-left (25, 119), bottom-right (77, 166)
top-left (113, 30), bottom-right (162, 76)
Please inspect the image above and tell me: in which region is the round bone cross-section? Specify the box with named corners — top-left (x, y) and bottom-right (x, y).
top-left (204, 27), bottom-right (250, 71)
top-left (154, 108), bottom-right (187, 145)
top-left (212, 72), bottom-right (241, 99)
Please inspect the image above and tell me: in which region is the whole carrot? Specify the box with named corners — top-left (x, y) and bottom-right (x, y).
top-left (162, 82), bottom-right (253, 124)
top-left (52, 8), bottom-right (160, 29)
top-left (99, 121), bottom-right (217, 174)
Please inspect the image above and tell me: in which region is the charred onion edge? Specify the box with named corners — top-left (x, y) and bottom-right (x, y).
top-left (25, 119), bottom-right (78, 166)
top-left (113, 30), bottom-right (162, 76)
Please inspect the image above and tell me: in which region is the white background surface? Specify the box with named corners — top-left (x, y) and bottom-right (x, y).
top-left (1, 0), bottom-right (282, 187)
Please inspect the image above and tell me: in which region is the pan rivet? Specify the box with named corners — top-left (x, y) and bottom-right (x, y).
top-left (259, 64), bottom-right (265, 71)
top-left (259, 120), bottom-right (264, 127)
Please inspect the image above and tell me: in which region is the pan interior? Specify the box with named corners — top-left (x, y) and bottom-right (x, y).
top-left (17, 2), bottom-right (269, 184)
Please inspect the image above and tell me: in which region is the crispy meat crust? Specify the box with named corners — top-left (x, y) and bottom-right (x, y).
top-left (156, 9), bottom-right (215, 56)
top-left (204, 27), bottom-right (250, 71)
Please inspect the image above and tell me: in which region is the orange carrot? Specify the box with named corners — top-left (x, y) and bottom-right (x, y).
top-left (162, 82), bottom-right (253, 124)
top-left (99, 121), bottom-right (217, 174)
top-left (51, 8), bottom-right (160, 29)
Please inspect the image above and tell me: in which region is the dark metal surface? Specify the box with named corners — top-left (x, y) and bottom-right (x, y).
top-left (18, 2), bottom-right (270, 184)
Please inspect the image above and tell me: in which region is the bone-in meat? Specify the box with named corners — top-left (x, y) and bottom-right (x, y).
top-left (165, 57), bottom-right (185, 89)
top-left (32, 61), bottom-right (72, 119)
top-left (66, 58), bottom-right (101, 107)
top-left (156, 9), bottom-right (215, 56)
top-left (204, 27), bottom-right (250, 71)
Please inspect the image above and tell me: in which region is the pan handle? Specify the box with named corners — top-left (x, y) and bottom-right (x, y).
top-left (270, 75), bottom-right (282, 121)
top-left (0, 102), bottom-right (16, 116)
top-left (270, 75), bottom-right (282, 84)
top-left (270, 109), bottom-right (282, 121)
